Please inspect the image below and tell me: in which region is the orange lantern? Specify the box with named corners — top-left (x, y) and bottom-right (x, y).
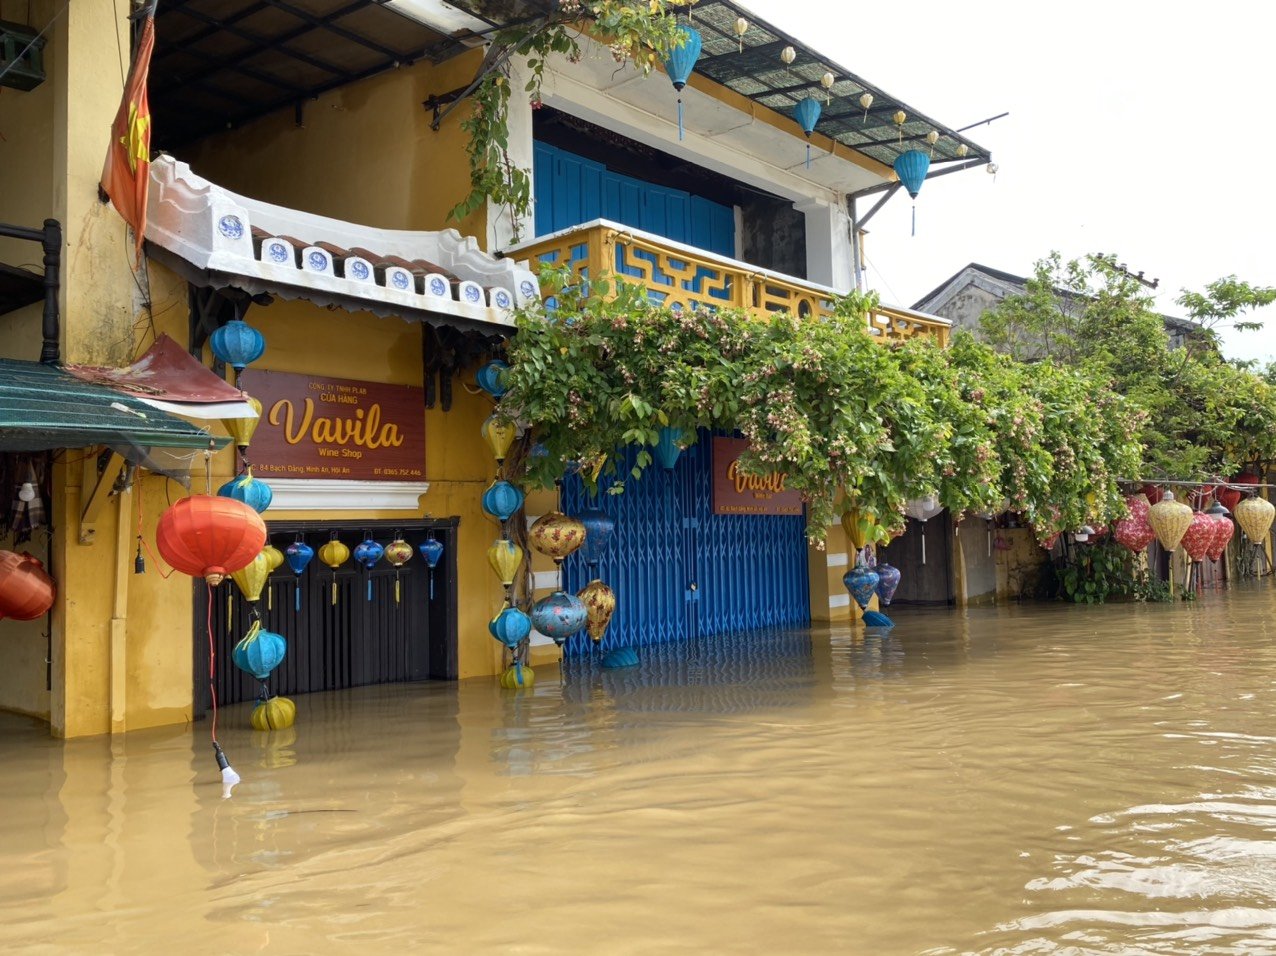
top-left (0, 551), bottom-right (56, 620)
top-left (156, 495), bottom-right (267, 586)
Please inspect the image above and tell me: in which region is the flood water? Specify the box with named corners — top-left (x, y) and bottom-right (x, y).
top-left (4, 586), bottom-right (1276, 954)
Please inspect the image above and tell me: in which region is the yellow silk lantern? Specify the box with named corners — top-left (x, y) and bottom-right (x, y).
top-left (231, 550), bottom-right (270, 603)
top-left (223, 395), bottom-right (263, 449)
top-left (578, 579), bottom-right (616, 642)
top-left (1234, 496), bottom-right (1275, 543)
top-left (840, 508), bottom-right (876, 551)
top-left (481, 415), bottom-right (517, 463)
top-left (1147, 491), bottom-right (1193, 552)
top-left (499, 663), bottom-right (534, 689)
top-left (318, 535), bottom-right (350, 605)
top-left (487, 538), bottom-right (524, 586)
top-left (251, 695), bottom-right (296, 731)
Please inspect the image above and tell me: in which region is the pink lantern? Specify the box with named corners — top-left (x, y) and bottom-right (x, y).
top-left (1207, 514), bottom-right (1235, 563)
top-left (1179, 511), bottom-right (1215, 562)
top-left (1113, 494), bottom-right (1155, 553)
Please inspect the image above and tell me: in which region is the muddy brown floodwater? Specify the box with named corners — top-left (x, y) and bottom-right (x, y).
top-left (3, 585), bottom-right (1276, 954)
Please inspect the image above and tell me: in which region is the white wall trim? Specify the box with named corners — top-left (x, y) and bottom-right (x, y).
top-left (828, 593), bottom-right (850, 609)
top-left (826, 552), bottom-right (849, 568)
top-left (532, 570), bottom-right (561, 590)
top-left (263, 479), bottom-right (430, 511)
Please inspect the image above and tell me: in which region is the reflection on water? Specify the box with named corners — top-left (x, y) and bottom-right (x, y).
top-left (2, 586), bottom-right (1276, 953)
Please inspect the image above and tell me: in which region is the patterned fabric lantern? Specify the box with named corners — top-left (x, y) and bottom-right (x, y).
top-left (223, 395), bottom-right (262, 451)
top-left (654, 426), bottom-right (683, 471)
top-left (1113, 494), bottom-right (1155, 553)
top-left (353, 534), bottom-right (385, 601)
top-left (841, 507), bottom-right (875, 551)
top-left (0, 550), bottom-right (56, 621)
top-left (487, 538), bottom-right (523, 587)
top-left (1180, 511), bottom-right (1215, 562)
top-left (793, 96), bottom-right (822, 168)
top-left (285, 538), bottom-right (314, 612)
top-left (661, 25), bottom-right (702, 140)
top-left (578, 579), bottom-right (616, 642)
top-left (489, 605), bottom-right (532, 649)
top-left (156, 495), bottom-right (267, 586)
top-left (481, 415), bottom-right (516, 464)
top-left (843, 560), bottom-right (880, 611)
top-left (1207, 512), bottom-right (1236, 563)
top-left (482, 480), bottom-right (525, 521)
top-left (1234, 496), bottom-right (1276, 544)
top-left (530, 590), bottom-right (587, 645)
top-left (476, 360), bottom-right (509, 398)
top-left (1037, 530), bottom-right (1060, 551)
top-left (576, 507), bottom-right (615, 570)
top-left (875, 563), bottom-right (901, 606)
top-left (419, 534), bottom-right (444, 599)
top-left (231, 551), bottom-right (270, 604)
top-left (1147, 491), bottom-right (1193, 552)
top-left (210, 319), bottom-right (266, 380)
top-left (383, 536), bottom-right (413, 604)
top-left (217, 468), bottom-right (272, 514)
top-left (251, 695), bottom-right (296, 731)
top-left (893, 149), bottom-right (931, 236)
top-left (233, 627), bottom-right (286, 680)
top-left (529, 512), bottom-right (586, 565)
top-left (318, 534), bottom-right (350, 605)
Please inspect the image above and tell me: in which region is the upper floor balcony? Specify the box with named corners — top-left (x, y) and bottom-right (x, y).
top-left (508, 219), bottom-right (950, 346)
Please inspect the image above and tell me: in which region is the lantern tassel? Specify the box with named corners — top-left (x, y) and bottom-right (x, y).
top-left (367, 576), bottom-right (373, 602)
top-left (805, 144), bottom-right (811, 169)
top-left (677, 98), bottom-right (684, 141)
top-left (921, 534), bottom-right (927, 565)
top-left (429, 570), bottom-right (435, 600)
top-left (331, 575), bottom-right (337, 606)
top-left (911, 203), bottom-right (917, 237)
top-left (395, 574), bottom-right (401, 606)
top-left (295, 582), bottom-right (301, 612)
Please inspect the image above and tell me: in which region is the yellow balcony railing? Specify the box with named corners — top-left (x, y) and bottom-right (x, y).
top-left (507, 219), bottom-right (949, 347)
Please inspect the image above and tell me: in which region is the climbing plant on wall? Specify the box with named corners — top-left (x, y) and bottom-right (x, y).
top-left (451, 1), bottom-right (690, 237)
top-left (497, 269), bottom-right (1145, 542)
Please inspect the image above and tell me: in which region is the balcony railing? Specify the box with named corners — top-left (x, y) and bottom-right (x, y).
top-left (507, 219), bottom-right (950, 346)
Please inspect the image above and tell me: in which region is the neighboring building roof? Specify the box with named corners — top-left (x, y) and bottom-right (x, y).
top-left (914, 263), bottom-right (1198, 336)
top-left (145, 156), bottom-right (538, 335)
top-left (0, 358), bottom-right (227, 453)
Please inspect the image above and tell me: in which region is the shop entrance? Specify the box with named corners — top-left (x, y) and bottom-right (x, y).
top-left (194, 519), bottom-right (457, 713)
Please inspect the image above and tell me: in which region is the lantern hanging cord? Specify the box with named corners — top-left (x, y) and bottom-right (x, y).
top-left (207, 581), bottom-right (241, 797)
top-left (135, 474), bottom-right (175, 579)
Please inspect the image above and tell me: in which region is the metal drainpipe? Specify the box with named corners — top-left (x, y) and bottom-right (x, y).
top-left (39, 218), bottom-right (61, 365)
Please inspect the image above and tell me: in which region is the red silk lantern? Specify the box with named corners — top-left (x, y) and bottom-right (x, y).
top-left (157, 495), bottom-right (267, 585)
top-left (1113, 494), bottom-right (1155, 553)
top-left (1207, 514), bottom-right (1235, 562)
top-left (1217, 474), bottom-right (1257, 512)
top-left (0, 550), bottom-right (56, 620)
top-left (1180, 511), bottom-right (1215, 562)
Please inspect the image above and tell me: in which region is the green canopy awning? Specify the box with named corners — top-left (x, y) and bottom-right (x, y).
top-left (0, 358), bottom-right (228, 453)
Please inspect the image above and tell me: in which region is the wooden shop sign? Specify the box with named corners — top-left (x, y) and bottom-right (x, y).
top-left (711, 436), bottom-right (803, 516)
top-left (238, 370), bottom-right (424, 481)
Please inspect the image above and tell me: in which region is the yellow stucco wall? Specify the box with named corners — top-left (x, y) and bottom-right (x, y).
top-left (182, 48), bottom-right (486, 242)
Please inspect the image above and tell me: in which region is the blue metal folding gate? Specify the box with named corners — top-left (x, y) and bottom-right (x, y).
top-left (558, 432), bottom-right (809, 656)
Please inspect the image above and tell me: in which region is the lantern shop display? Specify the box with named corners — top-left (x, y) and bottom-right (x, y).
top-left (0, 550), bottom-right (56, 621)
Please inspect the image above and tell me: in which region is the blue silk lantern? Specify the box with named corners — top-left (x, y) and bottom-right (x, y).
top-left (876, 563), bottom-right (901, 606)
top-left (489, 605), bottom-right (532, 649)
top-left (419, 534), bottom-right (444, 599)
top-left (232, 627), bottom-right (286, 680)
top-left (661, 25), bottom-right (702, 140)
top-left (530, 590), bottom-right (587, 646)
top-left (893, 149), bottom-right (931, 236)
top-left (793, 96), bottom-right (823, 169)
top-left (576, 507), bottom-right (616, 570)
top-left (654, 426), bottom-right (683, 471)
top-left (284, 539), bottom-right (314, 612)
top-left (210, 319), bottom-right (266, 375)
top-left (482, 480), bottom-right (524, 521)
top-left (353, 535), bottom-right (385, 601)
top-left (843, 561), bottom-right (880, 611)
top-left (602, 646), bottom-right (639, 669)
top-left (476, 360), bottom-right (509, 398)
top-left (217, 470), bottom-right (272, 514)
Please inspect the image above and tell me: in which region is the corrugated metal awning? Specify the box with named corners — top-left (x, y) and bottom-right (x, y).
top-left (0, 358), bottom-right (228, 453)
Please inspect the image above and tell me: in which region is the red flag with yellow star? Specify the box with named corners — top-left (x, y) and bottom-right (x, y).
top-left (100, 6), bottom-right (156, 265)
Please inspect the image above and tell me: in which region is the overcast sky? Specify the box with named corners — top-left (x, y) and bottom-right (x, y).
top-left (743, 0), bottom-right (1276, 366)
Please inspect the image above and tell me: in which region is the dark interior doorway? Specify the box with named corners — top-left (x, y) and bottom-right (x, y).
top-left (194, 518), bottom-right (458, 715)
